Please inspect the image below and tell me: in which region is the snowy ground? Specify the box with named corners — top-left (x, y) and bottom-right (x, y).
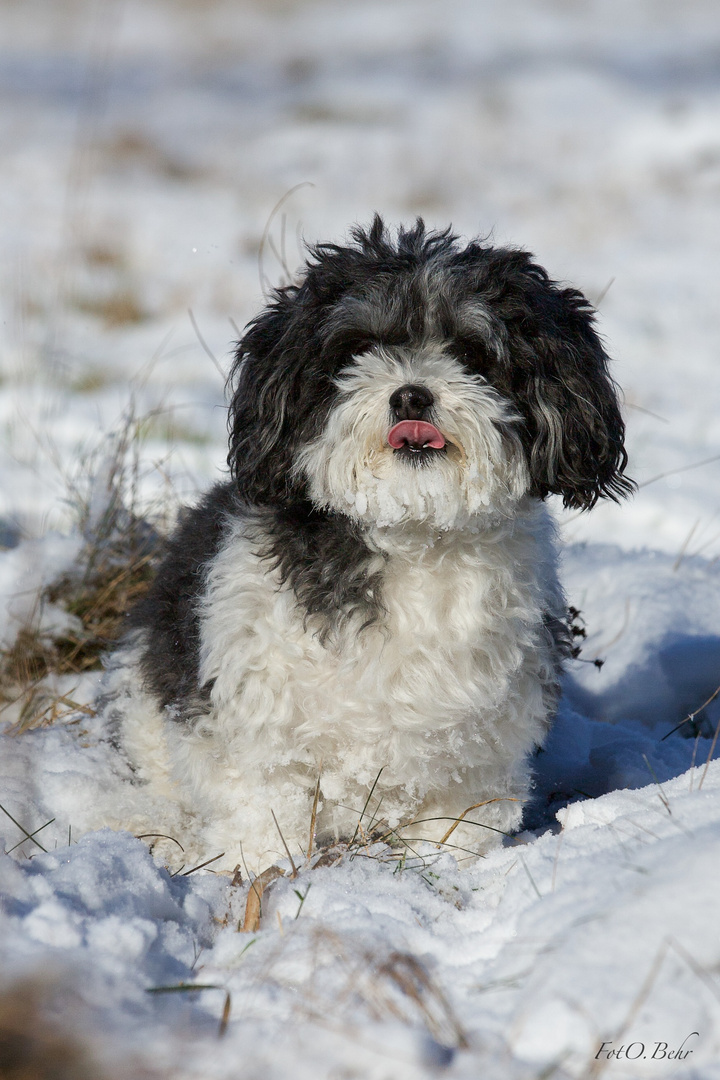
top-left (2, 1), bottom-right (720, 1077)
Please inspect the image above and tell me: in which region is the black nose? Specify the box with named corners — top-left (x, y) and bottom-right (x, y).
top-left (389, 383), bottom-right (434, 421)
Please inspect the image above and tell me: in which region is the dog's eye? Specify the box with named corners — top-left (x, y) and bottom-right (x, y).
top-left (453, 336), bottom-right (494, 372)
top-left (350, 338), bottom-right (375, 356)
top-left (323, 334), bottom-right (376, 367)
top-left (331, 334), bottom-right (375, 359)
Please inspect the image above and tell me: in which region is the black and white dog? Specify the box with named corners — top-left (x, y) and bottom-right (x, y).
top-left (106, 218), bottom-right (631, 870)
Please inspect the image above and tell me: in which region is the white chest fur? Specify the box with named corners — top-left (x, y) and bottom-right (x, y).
top-left (113, 502), bottom-right (564, 869)
top-left (194, 504), bottom-right (561, 820)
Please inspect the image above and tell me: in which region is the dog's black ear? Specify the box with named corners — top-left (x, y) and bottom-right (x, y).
top-left (494, 257), bottom-right (634, 510)
top-left (226, 222), bottom-right (394, 506)
top-left (227, 287), bottom-right (329, 504)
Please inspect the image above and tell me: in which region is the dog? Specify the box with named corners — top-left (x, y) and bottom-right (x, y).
top-left (104, 217), bottom-right (631, 871)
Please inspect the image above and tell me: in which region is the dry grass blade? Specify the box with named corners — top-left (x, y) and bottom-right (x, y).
top-left (188, 307), bottom-right (225, 381)
top-left (642, 755), bottom-right (672, 814)
top-left (350, 766), bottom-right (384, 845)
top-left (52, 695), bottom-right (95, 716)
top-left (437, 797), bottom-right (519, 846)
top-left (699, 715), bottom-right (720, 790)
top-left (689, 733), bottom-right (701, 791)
top-left (241, 865), bottom-right (285, 933)
top-left (7, 688), bottom-right (94, 734)
top-left (392, 813), bottom-right (517, 844)
top-left (592, 276), bottom-right (615, 308)
top-left (5, 817), bottom-right (55, 855)
top-left (673, 519), bottom-right (700, 572)
top-left (146, 984), bottom-right (232, 1038)
top-left (588, 598), bottom-right (631, 660)
top-left (307, 772), bottom-right (322, 859)
top-left (135, 832), bottom-right (185, 852)
top-left (661, 682), bottom-right (720, 741)
top-left (0, 802), bottom-right (49, 853)
top-left (519, 855), bottom-right (542, 899)
top-left (638, 452), bottom-right (720, 490)
top-left (551, 825), bottom-right (565, 893)
top-left (258, 182), bottom-right (314, 296)
top-left (180, 851), bottom-right (225, 876)
top-left (271, 808), bottom-right (298, 878)
top-left (378, 952), bottom-right (468, 1050)
top-left (218, 989), bottom-right (232, 1036)
top-left (666, 935), bottom-right (720, 1004)
top-left (588, 941), bottom-right (670, 1079)
top-left (371, 821), bottom-right (487, 865)
top-left (625, 402), bottom-right (669, 424)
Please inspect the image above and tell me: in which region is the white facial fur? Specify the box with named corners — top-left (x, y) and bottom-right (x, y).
top-left (295, 347), bottom-right (529, 530)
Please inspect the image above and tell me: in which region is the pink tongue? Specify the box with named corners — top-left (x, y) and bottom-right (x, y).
top-left (387, 420), bottom-right (446, 450)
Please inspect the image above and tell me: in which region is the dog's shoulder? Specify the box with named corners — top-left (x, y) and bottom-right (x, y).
top-left (133, 483), bottom-right (241, 617)
top-left (127, 482), bottom-right (244, 710)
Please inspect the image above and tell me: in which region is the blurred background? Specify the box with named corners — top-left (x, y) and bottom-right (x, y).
top-left (1, 0), bottom-right (719, 558)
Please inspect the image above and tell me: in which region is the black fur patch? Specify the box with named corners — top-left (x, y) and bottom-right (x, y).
top-left (130, 485), bottom-right (384, 714)
top-left (129, 484), bottom-right (240, 712)
top-left (249, 500), bottom-right (386, 641)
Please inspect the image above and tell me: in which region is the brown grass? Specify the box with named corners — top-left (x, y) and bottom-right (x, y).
top-left (0, 406), bottom-right (171, 732)
top-left (3, 547), bottom-right (155, 684)
top-left (75, 289), bottom-right (147, 328)
top-left (0, 528), bottom-right (159, 732)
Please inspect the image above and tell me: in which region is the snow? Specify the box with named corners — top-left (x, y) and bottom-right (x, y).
top-left (2, 0), bottom-right (720, 1076)
top-left (0, 532), bottom-right (83, 649)
top-left (3, 766), bottom-right (720, 1077)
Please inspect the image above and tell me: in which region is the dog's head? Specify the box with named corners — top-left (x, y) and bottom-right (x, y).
top-left (228, 217), bottom-right (632, 529)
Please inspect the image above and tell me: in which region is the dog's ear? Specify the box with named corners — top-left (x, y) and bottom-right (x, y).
top-left (226, 224), bottom-right (392, 505)
top-left (227, 287), bottom-right (328, 504)
top-left (493, 257), bottom-right (634, 510)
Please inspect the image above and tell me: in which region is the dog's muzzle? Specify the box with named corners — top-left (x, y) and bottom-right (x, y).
top-left (387, 383), bottom-right (446, 453)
